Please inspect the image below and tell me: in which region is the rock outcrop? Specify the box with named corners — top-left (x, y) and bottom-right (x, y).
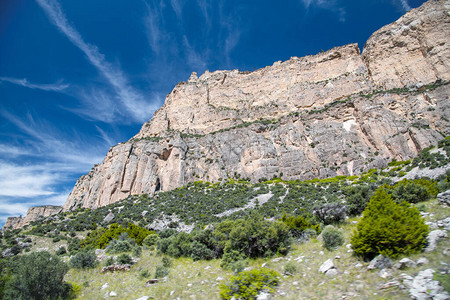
top-left (2, 205), bottom-right (62, 231)
top-left (60, 0), bottom-right (450, 211)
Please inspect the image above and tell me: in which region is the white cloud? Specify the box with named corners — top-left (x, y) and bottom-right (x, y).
top-left (170, 0), bottom-right (184, 21)
top-left (300, 0), bottom-right (346, 22)
top-left (36, 0), bottom-right (157, 123)
top-left (1, 111), bottom-right (104, 166)
top-left (183, 36), bottom-right (208, 71)
top-left (196, 0), bottom-right (211, 26)
top-left (399, 0), bottom-right (412, 12)
top-left (0, 110), bottom-right (107, 227)
top-left (144, 1), bottom-right (163, 54)
top-left (0, 77), bottom-right (69, 91)
top-left (95, 125), bottom-right (115, 146)
top-left (0, 162), bottom-right (55, 198)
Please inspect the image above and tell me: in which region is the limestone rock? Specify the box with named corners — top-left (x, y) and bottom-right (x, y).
top-left (437, 190), bottom-right (450, 206)
top-left (103, 212), bottom-right (115, 223)
top-left (101, 264), bottom-right (131, 273)
top-left (2, 206), bottom-right (62, 231)
top-left (425, 230), bottom-right (448, 252)
top-left (256, 292), bottom-right (272, 300)
top-left (416, 257), bottom-right (430, 266)
top-left (379, 269), bottom-right (393, 279)
top-left (378, 280), bottom-right (401, 290)
top-left (409, 269), bottom-right (449, 300)
top-left (319, 259), bottom-right (335, 273)
top-left (368, 255), bottom-right (393, 270)
top-left (325, 269), bottom-right (339, 276)
top-left (362, 0), bottom-right (450, 89)
top-left (395, 258), bottom-right (417, 270)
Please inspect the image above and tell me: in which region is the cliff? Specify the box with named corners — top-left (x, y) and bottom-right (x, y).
top-left (2, 206), bottom-right (62, 231)
top-left (62, 0), bottom-right (450, 210)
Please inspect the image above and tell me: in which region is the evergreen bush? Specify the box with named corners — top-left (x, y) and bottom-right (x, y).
top-left (116, 253), bottom-right (133, 265)
top-left (3, 251), bottom-right (71, 300)
top-left (351, 188), bottom-right (429, 260)
top-left (219, 268), bottom-right (280, 300)
top-left (322, 226), bottom-right (344, 251)
top-left (70, 250), bottom-right (98, 269)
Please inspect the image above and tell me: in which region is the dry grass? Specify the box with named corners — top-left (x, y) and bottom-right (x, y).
top-left (33, 199), bottom-right (448, 299)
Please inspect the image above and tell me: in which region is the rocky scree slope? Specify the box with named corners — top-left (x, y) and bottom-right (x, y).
top-left (3, 1), bottom-right (449, 229)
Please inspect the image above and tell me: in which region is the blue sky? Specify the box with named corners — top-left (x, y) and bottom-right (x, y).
top-left (0, 0), bottom-right (428, 226)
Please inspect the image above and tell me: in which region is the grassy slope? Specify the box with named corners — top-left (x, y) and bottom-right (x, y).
top-left (59, 199), bottom-right (449, 300)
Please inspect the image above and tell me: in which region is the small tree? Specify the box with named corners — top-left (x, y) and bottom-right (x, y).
top-left (4, 251), bottom-right (70, 300)
top-left (322, 226), bottom-right (344, 251)
top-left (351, 188), bottom-right (429, 260)
top-left (70, 250), bottom-right (98, 269)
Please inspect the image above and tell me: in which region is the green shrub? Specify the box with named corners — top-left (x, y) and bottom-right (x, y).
top-left (280, 214), bottom-right (320, 238)
top-left (154, 265), bottom-right (169, 278)
top-left (66, 281), bottom-right (82, 299)
top-left (143, 234), bottom-right (158, 247)
top-left (138, 270), bottom-right (151, 280)
top-left (55, 246), bottom-right (67, 256)
top-left (70, 250), bottom-right (98, 269)
top-left (219, 268), bottom-right (280, 300)
top-left (132, 246), bottom-right (142, 257)
top-left (116, 253), bottom-right (133, 265)
top-left (387, 179), bottom-right (437, 204)
top-left (161, 256), bottom-right (173, 268)
top-left (351, 188), bottom-right (429, 260)
top-left (220, 248), bottom-right (246, 270)
top-left (190, 241), bottom-right (215, 261)
top-left (224, 215), bottom-right (292, 258)
top-left (344, 185), bottom-right (373, 216)
top-left (314, 203), bottom-right (347, 225)
top-left (3, 251), bottom-right (70, 300)
top-left (105, 237), bottom-right (134, 254)
top-left (104, 257), bottom-right (115, 266)
top-left (322, 226), bottom-right (344, 251)
top-left (67, 238), bottom-right (81, 255)
top-left (284, 262), bottom-right (297, 275)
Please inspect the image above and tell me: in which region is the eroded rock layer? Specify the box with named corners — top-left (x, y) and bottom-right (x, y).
top-left (62, 0), bottom-right (450, 211)
top-left (3, 206), bottom-right (62, 231)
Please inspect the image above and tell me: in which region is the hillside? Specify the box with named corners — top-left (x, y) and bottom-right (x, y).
top-left (0, 137), bottom-right (449, 299)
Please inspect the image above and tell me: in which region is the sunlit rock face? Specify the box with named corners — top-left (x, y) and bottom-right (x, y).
top-left (3, 206), bottom-right (62, 231)
top-left (57, 0), bottom-right (450, 210)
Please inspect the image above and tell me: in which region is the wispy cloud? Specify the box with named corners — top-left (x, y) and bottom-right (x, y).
top-left (170, 0), bottom-right (184, 21)
top-left (95, 125), bottom-right (115, 146)
top-left (0, 76), bottom-right (69, 91)
top-left (300, 0), bottom-right (346, 22)
top-left (0, 110), bottom-right (108, 226)
top-left (1, 110), bottom-right (104, 166)
top-left (144, 1), bottom-right (163, 54)
top-left (183, 36), bottom-right (208, 71)
top-left (196, 0), bottom-right (211, 27)
top-left (398, 0), bottom-right (412, 12)
top-left (35, 0), bottom-right (156, 123)
top-left (0, 162), bottom-right (56, 198)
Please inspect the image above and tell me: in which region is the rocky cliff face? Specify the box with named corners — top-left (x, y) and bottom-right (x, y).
top-left (2, 206), bottom-right (62, 231)
top-left (61, 0), bottom-right (450, 211)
